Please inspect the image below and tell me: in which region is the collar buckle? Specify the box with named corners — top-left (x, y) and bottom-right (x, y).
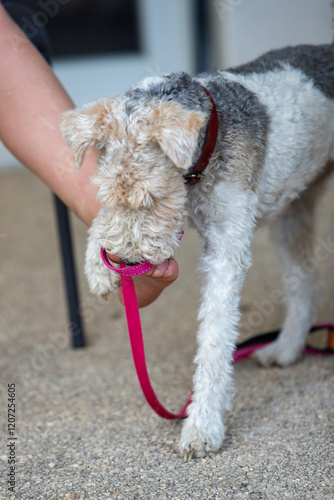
top-left (184, 172), bottom-right (205, 181)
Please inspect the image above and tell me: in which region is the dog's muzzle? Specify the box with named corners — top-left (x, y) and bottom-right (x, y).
top-left (100, 249), bottom-right (154, 276)
top-left (100, 232), bottom-right (184, 276)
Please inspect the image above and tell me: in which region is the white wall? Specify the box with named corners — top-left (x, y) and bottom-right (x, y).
top-left (212, 0), bottom-right (333, 69)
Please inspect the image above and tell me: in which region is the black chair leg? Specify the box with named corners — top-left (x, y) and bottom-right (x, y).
top-left (4, 1), bottom-right (85, 348)
top-left (53, 196), bottom-right (85, 348)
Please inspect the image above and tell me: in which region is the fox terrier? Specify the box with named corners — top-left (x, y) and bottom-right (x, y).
top-left (61, 43), bottom-right (334, 459)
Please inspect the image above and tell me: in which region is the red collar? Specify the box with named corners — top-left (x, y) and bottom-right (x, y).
top-left (184, 86), bottom-right (219, 186)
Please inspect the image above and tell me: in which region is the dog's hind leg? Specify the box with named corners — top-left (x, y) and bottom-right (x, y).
top-left (254, 184), bottom-right (324, 367)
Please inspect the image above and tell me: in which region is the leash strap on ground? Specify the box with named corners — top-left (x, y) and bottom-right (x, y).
top-left (234, 324), bottom-right (334, 362)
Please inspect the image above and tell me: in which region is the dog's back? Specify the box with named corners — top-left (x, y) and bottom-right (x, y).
top-left (200, 44), bottom-right (334, 217)
top-left (228, 44), bottom-right (334, 99)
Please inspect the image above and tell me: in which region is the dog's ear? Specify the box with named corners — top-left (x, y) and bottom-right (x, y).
top-left (150, 101), bottom-right (207, 170)
top-left (60, 98), bottom-right (122, 170)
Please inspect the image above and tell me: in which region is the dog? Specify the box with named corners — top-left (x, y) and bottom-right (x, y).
top-left (61, 42), bottom-right (334, 460)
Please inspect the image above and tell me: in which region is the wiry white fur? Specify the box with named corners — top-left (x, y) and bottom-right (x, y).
top-left (60, 53), bottom-right (334, 460)
top-left (219, 65), bottom-right (334, 217)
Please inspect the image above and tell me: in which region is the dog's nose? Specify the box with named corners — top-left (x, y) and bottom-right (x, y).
top-left (121, 258), bottom-right (142, 266)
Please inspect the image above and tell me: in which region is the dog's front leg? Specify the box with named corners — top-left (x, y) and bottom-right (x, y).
top-left (180, 194), bottom-right (256, 460)
top-left (179, 259), bottom-right (247, 459)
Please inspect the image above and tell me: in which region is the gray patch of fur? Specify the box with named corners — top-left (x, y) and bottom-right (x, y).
top-left (195, 78), bottom-right (269, 184)
top-left (228, 44), bottom-right (334, 99)
top-left (125, 71), bottom-right (270, 184)
top-left (125, 72), bottom-right (210, 114)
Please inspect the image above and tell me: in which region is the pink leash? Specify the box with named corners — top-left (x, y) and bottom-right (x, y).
top-left (100, 247), bottom-right (334, 420)
top-left (100, 248), bottom-right (192, 419)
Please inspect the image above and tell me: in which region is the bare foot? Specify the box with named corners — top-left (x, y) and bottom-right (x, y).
top-left (107, 254), bottom-right (179, 308)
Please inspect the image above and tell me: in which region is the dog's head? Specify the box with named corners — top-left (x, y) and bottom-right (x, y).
top-left (60, 84), bottom-right (207, 264)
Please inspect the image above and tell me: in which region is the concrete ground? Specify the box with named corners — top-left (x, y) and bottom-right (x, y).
top-left (0, 169), bottom-right (333, 499)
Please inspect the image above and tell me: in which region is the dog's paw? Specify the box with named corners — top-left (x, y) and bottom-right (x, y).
top-left (179, 415), bottom-right (225, 461)
top-left (252, 340), bottom-right (303, 367)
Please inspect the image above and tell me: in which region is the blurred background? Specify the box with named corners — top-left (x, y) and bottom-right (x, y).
top-left (0, 0), bottom-right (333, 171)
